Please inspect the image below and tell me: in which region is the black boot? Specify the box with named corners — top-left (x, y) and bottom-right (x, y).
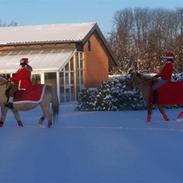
top-left (5, 102), bottom-right (14, 109)
top-left (5, 96), bottom-right (14, 109)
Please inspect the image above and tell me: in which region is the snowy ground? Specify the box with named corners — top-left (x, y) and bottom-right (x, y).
top-left (1, 103), bottom-right (183, 183)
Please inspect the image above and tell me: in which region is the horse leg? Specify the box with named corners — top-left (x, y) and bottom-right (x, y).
top-left (146, 86), bottom-right (154, 123)
top-left (0, 106), bottom-right (8, 127)
top-left (158, 105), bottom-right (169, 121)
top-left (40, 103), bottom-right (52, 128)
top-left (146, 103), bottom-right (153, 123)
top-left (12, 110), bottom-right (23, 127)
top-left (38, 116), bottom-right (45, 125)
top-left (177, 111), bottom-right (183, 122)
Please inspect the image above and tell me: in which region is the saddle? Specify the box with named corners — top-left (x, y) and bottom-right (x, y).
top-left (156, 81), bottom-right (183, 105)
top-left (8, 84), bottom-right (45, 104)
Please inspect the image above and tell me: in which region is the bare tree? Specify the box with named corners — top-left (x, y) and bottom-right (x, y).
top-left (0, 19), bottom-right (18, 27)
top-left (108, 8), bottom-right (183, 74)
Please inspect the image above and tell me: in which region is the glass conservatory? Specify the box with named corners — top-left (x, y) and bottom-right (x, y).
top-left (0, 50), bottom-right (84, 102)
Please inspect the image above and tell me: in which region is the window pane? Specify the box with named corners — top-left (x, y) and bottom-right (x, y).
top-left (78, 52), bottom-right (83, 70)
top-left (76, 86), bottom-right (81, 99)
top-left (71, 86), bottom-right (75, 100)
top-left (60, 86), bottom-right (65, 102)
top-left (32, 74), bottom-right (41, 85)
top-left (59, 72), bottom-right (64, 86)
top-left (45, 72), bottom-right (57, 87)
top-left (65, 72), bottom-right (69, 85)
top-left (80, 70), bottom-right (83, 84)
top-left (70, 57), bottom-right (74, 71)
top-left (70, 72), bottom-right (74, 84)
top-left (76, 71), bottom-right (80, 85)
top-left (66, 88), bottom-right (70, 101)
top-left (65, 63), bottom-right (69, 71)
top-left (75, 53), bottom-right (79, 69)
top-left (80, 59), bottom-right (83, 69)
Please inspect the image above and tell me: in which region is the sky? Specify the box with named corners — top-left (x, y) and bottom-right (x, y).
top-left (0, 0), bottom-right (183, 35)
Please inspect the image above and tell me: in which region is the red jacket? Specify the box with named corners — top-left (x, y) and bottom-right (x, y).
top-left (156, 62), bottom-right (173, 81)
top-left (10, 66), bottom-right (32, 90)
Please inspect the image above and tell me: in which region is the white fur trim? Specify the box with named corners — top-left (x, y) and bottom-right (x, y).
top-left (162, 56), bottom-right (175, 59)
top-left (13, 85), bottom-right (46, 104)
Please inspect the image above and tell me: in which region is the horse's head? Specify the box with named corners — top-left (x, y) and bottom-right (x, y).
top-left (0, 76), bottom-right (7, 83)
top-left (129, 72), bottom-right (154, 89)
top-left (128, 72), bottom-right (143, 88)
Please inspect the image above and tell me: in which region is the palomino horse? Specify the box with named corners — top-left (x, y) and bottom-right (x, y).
top-left (129, 72), bottom-right (183, 122)
top-left (0, 77), bottom-right (59, 128)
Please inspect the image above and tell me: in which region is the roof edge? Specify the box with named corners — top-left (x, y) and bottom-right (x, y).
top-left (82, 23), bottom-right (118, 66)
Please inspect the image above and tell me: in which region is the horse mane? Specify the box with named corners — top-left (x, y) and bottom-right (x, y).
top-left (138, 73), bottom-right (153, 83)
top-left (131, 72), bottom-right (153, 86)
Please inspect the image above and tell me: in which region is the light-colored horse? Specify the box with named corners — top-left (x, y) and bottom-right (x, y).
top-left (0, 77), bottom-right (59, 128)
top-left (129, 72), bottom-right (183, 122)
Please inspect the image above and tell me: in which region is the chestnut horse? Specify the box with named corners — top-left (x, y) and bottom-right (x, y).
top-left (129, 72), bottom-right (183, 122)
top-left (0, 77), bottom-right (59, 128)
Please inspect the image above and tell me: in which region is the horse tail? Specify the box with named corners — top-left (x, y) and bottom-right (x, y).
top-left (50, 86), bottom-right (59, 122)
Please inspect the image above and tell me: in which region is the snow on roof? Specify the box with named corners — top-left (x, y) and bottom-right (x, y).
top-left (0, 49), bottom-right (75, 73)
top-left (0, 22), bottom-right (96, 45)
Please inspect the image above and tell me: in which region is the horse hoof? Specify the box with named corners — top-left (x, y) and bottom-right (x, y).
top-left (162, 113), bottom-right (169, 121)
top-left (164, 118), bottom-right (169, 121)
top-left (146, 115), bottom-right (151, 123)
top-left (48, 122), bottom-right (52, 128)
top-left (0, 122), bottom-right (3, 128)
top-left (17, 121), bottom-right (24, 127)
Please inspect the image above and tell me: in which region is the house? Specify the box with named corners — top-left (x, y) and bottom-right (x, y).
top-left (0, 22), bottom-right (116, 102)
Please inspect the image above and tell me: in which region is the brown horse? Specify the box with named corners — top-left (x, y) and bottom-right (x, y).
top-left (129, 72), bottom-right (183, 122)
top-left (0, 77), bottom-right (59, 128)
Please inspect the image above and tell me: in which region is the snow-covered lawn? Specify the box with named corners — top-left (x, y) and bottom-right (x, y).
top-left (1, 103), bottom-right (183, 183)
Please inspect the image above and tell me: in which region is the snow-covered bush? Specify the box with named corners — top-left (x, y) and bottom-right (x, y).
top-left (173, 73), bottom-right (183, 81)
top-left (76, 76), bottom-right (146, 111)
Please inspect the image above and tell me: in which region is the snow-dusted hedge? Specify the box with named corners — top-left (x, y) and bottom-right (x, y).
top-left (76, 76), bottom-right (146, 111)
top-left (173, 73), bottom-right (183, 80)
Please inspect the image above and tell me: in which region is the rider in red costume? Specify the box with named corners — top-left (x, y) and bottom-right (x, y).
top-left (151, 51), bottom-right (175, 103)
top-left (5, 58), bottom-right (33, 109)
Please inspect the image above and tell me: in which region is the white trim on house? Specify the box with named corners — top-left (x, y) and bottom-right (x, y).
top-left (56, 71), bottom-right (60, 102)
top-left (40, 73), bottom-right (45, 84)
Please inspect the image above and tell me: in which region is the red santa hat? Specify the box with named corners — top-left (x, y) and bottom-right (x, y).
top-left (162, 51), bottom-right (176, 61)
top-left (20, 57), bottom-right (29, 65)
